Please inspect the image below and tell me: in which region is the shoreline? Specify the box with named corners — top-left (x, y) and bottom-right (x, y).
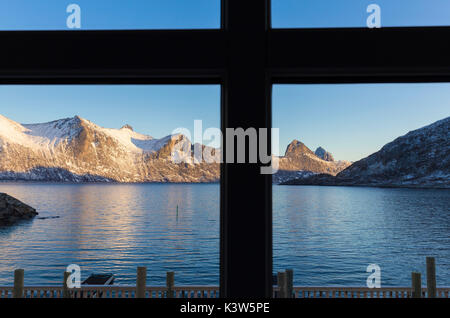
top-left (0, 180), bottom-right (449, 190)
top-left (279, 183), bottom-right (450, 190)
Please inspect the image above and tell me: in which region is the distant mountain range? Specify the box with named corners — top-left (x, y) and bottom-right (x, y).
top-left (1, 114), bottom-right (448, 188)
top-left (0, 115), bottom-right (219, 183)
top-left (283, 117), bottom-right (450, 188)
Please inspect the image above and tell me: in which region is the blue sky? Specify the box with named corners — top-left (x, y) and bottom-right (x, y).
top-left (0, 0), bottom-right (220, 30)
top-left (0, 0), bottom-right (448, 30)
top-left (273, 84), bottom-right (450, 161)
top-left (0, 85), bottom-right (221, 142)
top-left (273, 0), bottom-right (450, 28)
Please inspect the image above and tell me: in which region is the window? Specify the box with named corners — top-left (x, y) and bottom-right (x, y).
top-left (1, 0), bottom-right (449, 299)
top-left (0, 85), bottom-right (220, 286)
top-left (273, 83), bottom-right (450, 287)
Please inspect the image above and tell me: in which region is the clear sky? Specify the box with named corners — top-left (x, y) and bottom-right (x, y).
top-left (0, 85), bottom-right (221, 143)
top-left (273, 84), bottom-right (450, 161)
top-left (272, 0), bottom-right (450, 28)
top-left (0, 0), bottom-right (448, 30)
top-left (0, 0), bottom-right (220, 30)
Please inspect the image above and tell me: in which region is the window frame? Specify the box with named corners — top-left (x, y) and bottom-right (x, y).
top-left (1, 0), bottom-right (450, 297)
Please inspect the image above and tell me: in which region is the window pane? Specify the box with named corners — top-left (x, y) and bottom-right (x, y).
top-left (0, 0), bottom-right (220, 30)
top-left (273, 83), bottom-right (450, 288)
top-left (0, 85), bottom-right (220, 286)
top-left (272, 0), bottom-right (450, 28)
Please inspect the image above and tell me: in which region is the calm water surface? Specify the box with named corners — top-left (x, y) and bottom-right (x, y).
top-left (0, 183), bottom-right (448, 287)
top-left (273, 186), bottom-right (450, 287)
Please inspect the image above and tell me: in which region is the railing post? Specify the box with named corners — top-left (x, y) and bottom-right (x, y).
top-left (286, 269), bottom-right (293, 298)
top-left (426, 257), bottom-right (436, 298)
top-left (136, 267), bottom-right (147, 298)
top-left (277, 272), bottom-right (287, 298)
top-left (13, 269), bottom-right (24, 298)
top-left (412, 272), bottom-right (422, 298)
top-left (63, 271), bottom-right (71, 298)
top-left (166, 272), bottom-right (175, 298)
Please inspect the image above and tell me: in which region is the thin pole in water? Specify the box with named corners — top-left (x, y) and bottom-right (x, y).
top-left (176, 205), bottom-right (179, 220)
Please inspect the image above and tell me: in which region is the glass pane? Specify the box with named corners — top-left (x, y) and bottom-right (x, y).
top-left (0, 0), bottom-right (220, 30)
top-left (0, 85), bottom-right (221, 286)
top-left (273, 83), bottom-right (450, 290)
top-left (273, 0), bottom-right (450, 28)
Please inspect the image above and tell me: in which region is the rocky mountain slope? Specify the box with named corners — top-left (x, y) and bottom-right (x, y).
top-left (0, 115), bottom-right (220, 183)
top-left (283, 117), bottom-right (450, 188)
top-left (315, 147), bottom-right (334, 162)
top-left (273, 140), bottom-right (351, 184)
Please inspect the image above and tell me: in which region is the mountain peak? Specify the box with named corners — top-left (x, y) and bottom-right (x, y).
top-left (286, 140), bottom-right (305, 149)
top-left (121, 124), bottom-right (133, 131)
top-left (285, 140), bottom-right (315, 157)
top-left (315, 147), bottom-right (335, 162)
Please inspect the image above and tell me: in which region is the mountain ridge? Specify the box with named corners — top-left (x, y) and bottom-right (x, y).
top-left (0, 114), bottom-right (353, 184)
top-left (0, 115), bottom-right (219, 183)
top-left (282, 117), bottom-right (450, 188)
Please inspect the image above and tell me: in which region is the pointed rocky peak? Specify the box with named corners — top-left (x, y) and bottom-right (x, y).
top-left (152, 133), bottom-right (192, 159)
top-left (120, 124), bottom-right (134, 131)
top-left (49, 116), bottom-right (83, 131)
top-left (315, 147), bottom-right (335, 162)
top-left (284, 139), bottom-right (315, 157)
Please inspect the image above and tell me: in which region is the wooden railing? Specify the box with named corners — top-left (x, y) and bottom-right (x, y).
top-left (0, 285), bottom-right (221, 299)
top-left (289, 287), bottom-right (450, 298)
top-left (1, 285), bottom-right (449, 298)
top-left (2, 257), bottom-right (446, 299)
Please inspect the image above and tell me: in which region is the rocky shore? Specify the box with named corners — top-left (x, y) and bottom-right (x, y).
top-left (0, 193), bottom-right (38, 225)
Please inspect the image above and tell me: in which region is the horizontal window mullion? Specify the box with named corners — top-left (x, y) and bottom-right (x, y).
top-left (0, 30), bottom-right (227, 79)
top-left (268, 27), bottom-right (450, 76)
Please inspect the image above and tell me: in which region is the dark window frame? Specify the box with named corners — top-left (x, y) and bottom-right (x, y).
top-left (1, 0), bottom-right (449, 297)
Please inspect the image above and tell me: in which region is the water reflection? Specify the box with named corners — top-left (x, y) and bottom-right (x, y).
top-left (0, 183), bottom-right (220, 285)
top-left (0, 183), bottom-right (448, 287)
top-left (273, 186), bottom-right (450, 287)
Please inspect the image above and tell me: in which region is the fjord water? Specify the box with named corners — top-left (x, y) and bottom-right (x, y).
top-left (0, 183), bottom-right (448, 287)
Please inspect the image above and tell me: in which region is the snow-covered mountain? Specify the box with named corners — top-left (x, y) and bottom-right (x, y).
top-left (283, 117), bottom-right (450, 188)
top-left (0, 115), bottom-right (219, 182)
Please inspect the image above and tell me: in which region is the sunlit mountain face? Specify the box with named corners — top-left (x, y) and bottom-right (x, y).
top-left (0, 114), bottom-right (220, 183)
